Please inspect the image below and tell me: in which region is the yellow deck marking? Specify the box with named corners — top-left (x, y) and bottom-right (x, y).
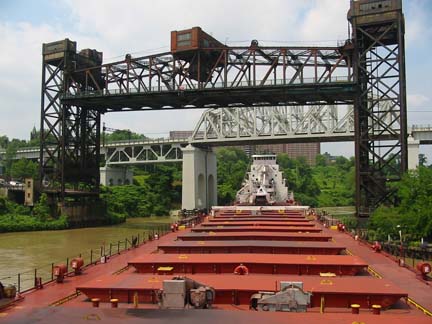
top-left (320, 279), bottom-right (333, 285)
top-left (407, 297), bottom-right (432, 317)
top-left (49, 291), bottom-right (81, 306)
top-left (367, 266), bottom-right (383, 279)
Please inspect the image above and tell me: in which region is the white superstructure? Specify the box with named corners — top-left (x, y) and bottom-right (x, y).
top-left (236, 155), bottom-right (293, 205)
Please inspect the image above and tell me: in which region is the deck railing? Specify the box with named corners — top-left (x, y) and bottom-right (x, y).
top-left (0, 224), bottom-right (171, 294)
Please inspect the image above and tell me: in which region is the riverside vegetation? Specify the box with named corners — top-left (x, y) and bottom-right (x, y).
top-left (1, 131), bottom-right (432, 242)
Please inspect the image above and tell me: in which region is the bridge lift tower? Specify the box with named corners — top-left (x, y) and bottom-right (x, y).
top-left (40, 40), bottom-right (103, 214)
top-left (349, 0), bottom-right (407, 217)
top-left (39, 0), bottom-right (407, 218)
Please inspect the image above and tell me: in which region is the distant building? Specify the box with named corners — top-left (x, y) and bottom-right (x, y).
top-left (169, 130), bottom-right (320, 165)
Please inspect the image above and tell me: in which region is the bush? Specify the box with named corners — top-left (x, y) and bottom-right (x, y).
top-left (0, 213), bottom-right (68, 233)
top-left (33, 193), bottom-right (50, 221)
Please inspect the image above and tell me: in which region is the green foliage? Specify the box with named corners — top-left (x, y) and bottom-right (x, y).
top-left (0, 135), bottom-right (9, 149)
top-left (369, 167), bottom-right (432, 241)
top-left (101, 164), bottom-right (181, 218)
top-left (33, 194), bottom-right (50, 221)
top-left (0, 196), bottom-right (7, 214)
top-left (0, 214), bottom-right (68, 232)
top-left (313, 155), bottom-right (355, 207)
top-left (216, 148), bottom-right (249, 205)
top-left (278, 154), bottom-right (320, 207)
top-left (0, 195), bottom-right (68, 233)
top-left (10, 158), bottom-right (38, 180)
top-left (103, 130), bottom-right (147, 143)
top-left (0, 196), bottom-right (31, 215)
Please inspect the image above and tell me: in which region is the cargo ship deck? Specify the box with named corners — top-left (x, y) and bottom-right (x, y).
top-left (2, 208), bottom-right (431, 323)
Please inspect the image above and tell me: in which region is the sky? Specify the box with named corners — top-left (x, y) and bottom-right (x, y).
top-left (0, 0), bottom-right (431, 158)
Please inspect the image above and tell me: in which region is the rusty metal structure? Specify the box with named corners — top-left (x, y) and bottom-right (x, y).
top-left (39, 0), bottom-right (407, 217)
top-left (40, 40), bottom-right (103, 199)
top-left (349, 0), bottom-right (407, 217)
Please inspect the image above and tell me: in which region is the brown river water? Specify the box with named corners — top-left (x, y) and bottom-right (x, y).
top-left (0, 217), bottom-right (171, 291)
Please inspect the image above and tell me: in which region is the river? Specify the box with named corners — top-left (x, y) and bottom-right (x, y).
top-left (0, 217), bottom-right (172, 291)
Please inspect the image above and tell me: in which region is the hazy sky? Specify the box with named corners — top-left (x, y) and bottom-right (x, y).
top-left (0, 0), bottom-right (431, 158)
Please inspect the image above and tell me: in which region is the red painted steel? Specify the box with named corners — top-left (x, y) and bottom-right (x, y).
top-left (77, 274), bottom-right (407, 308)
top-left (202, 221), bottom-right (314, 227)
top-left (158, 240), bottom-right (345, 255)
top-left (208, 216), bottom-right (310, 223)
top-left (191, 226), bottom-right (322, 233)
top-left (128, 254), bottom-right (367, 275)
top-left (177, 231), bottom-right (332, 242)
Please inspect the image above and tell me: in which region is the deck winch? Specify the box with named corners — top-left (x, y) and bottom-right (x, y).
top-left (70, 257), bottom-right (84, 275)
top-left (416, 262), bottom-right (431, 280)
top-left (250, 281), bottom-right (311, 312)
top-left (53, 264), bottom-right (67, 283)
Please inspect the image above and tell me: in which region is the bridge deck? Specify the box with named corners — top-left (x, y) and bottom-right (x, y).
top-left (62, 83), bottom-right (356, 111)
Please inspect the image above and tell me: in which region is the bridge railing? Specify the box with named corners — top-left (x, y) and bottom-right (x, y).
top-left (103, 138), bottom-right (189, 147)
top-left (411, 124), bottom-right (432, 131)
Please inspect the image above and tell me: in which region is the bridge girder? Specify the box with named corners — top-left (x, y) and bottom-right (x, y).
top-left (62, 46), bottom-right (355, 111)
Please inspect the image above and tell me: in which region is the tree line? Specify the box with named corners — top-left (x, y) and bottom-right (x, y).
top-left (1, 131), bottom-right (431, 241)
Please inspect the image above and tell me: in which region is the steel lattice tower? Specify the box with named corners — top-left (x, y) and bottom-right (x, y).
top-left (349, 0), bottom-right (407, 217)
top-left (40, 40), bottom-right (102, 200)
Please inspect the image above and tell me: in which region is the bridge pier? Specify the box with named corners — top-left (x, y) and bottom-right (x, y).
top-left (100, 166), bottom-right (133, 186)
top-left (181, 145), bottom-right (217, 211)
top-left (408, 136), bottom-right (420, 170)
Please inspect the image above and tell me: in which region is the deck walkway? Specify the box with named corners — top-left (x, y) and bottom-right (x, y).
top-left (321, 223), bottom-right (432, 313)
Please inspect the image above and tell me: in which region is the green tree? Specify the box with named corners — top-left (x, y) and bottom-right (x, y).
top-left (315, 154), bottom-right (327, 167)
top-left (0, 135), bottom-right (9, 149)
top-left (103, 130), bottom-right (147, 143)
top-left (369, 167), bottom-right (432, 241)
top-left (216, 148), bottom-right (249, 205)
top-left (10, 159), bottom-right (38, 179)
top-left (277, 154), bottom-right (320, 207)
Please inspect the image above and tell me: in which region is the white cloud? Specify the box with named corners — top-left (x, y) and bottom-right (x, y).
top-left (405, 0), bottom-right (432, 47)
top-left (0, 0), bottom-right (430, 162)
top-left (408, 94), bottom-right (429, 107)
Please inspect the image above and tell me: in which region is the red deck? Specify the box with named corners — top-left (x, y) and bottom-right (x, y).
top-left (3, 212), bottom-right (430, 323)
top-left (128, 253), bottom-right (367, 275)
top-left (209, 217), bottom-right (310, 222)
top-left (177, 231), bottom-right (332, 242)
top-left (76, 273), bottom-right (407, 308)
top-left (216, 213), bottom-right (305, 219)
top-left (158, 240), bottom-right (345, 255)
top-left (202, 221), bottom-right (314, 227)
top-left (191, 226), bottom-right (322, 233)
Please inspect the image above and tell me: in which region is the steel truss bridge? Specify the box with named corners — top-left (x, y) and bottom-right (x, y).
top-left (3, 121), bottom-right (430, 165)
top-left (39, 0), bottom-right (407, 217)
